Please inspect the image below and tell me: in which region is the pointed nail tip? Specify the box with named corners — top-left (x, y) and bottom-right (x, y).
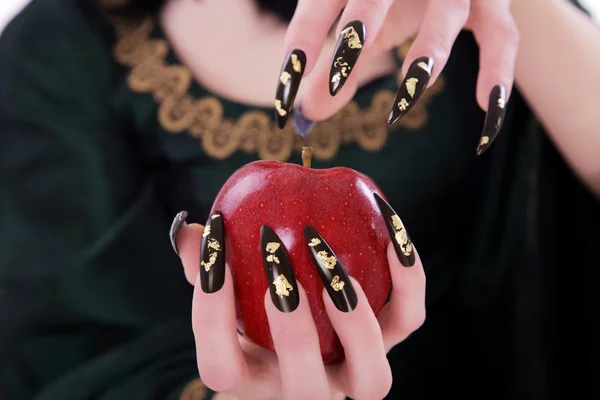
top-left (293, 108), bottom-right (316, 138)
top-left (276, 117), bottom-right (287, 130)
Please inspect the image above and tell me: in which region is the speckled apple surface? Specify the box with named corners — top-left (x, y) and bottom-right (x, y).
top-left (211, 160), bottom-right (392, 364)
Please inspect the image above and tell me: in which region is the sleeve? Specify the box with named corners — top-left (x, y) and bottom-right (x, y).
top-left (0, 1), bottom-right (212, 399)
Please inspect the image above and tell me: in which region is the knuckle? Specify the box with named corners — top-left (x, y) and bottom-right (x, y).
top-left (350, 368), bottom-right (393, 400)
top-left (409, 308), bottom-right (426, 331)
top-left (198, 363), bottom-right (242, 393)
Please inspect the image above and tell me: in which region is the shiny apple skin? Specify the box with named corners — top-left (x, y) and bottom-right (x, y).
top-left (211, 160), bottom-right (392, 364)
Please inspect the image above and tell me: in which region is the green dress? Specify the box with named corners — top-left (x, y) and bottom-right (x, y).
top-left (1, 0), bottom-right (598, 399)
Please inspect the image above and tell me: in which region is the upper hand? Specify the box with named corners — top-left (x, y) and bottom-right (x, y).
top-left (276, 0), bottom-right (519, 144)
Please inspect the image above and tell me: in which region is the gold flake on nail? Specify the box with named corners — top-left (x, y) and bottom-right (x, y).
top-left (280, 71), bottom-right (291, 85)
top-left (330, 275), bottom-right (345, 291)
top-left (480, 136), bottom-right (489, 146)
top-left (317, 250), bottom-right (337, 269)
top-left (273, 274), bottom-right (293, 298)
top-left (417, 61), bottom-right (431, 75)
top-left (391, 215), bottom-right (412, 257)
top-left (266, 254), bottom-right (280, 264)
top-left (308, 238), bottom-right (321, 247)
top-left (341, 26), bottom-right (362, 49)
top-left (334, 57), bottom-right (351, 78)
top-left (391, 215), bottom-right (402, 231)
top-left (406, 77), bottom-right (419, 98)
top-left (202, 226), bottom-right (211, 237)
top-left (274, 100), bottom-right (287, 117)
top-left (497, 97), bottom-right (505, 109)
top-left (331, 72), bottom-right (341, 83)
top-left (211, 214), bottom-right (220, 219)
top-left (207, 238), bottom-right (221, 252)
top-left (398, 98), bottom-right (409, 111)
top-left (201, 252), bottom-right (218, 272)
top-left (291, 53), bottom-right (302, 73)
top-left (266, 242), bottom-right (280, 253)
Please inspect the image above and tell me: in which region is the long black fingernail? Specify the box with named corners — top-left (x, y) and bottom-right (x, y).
top-left (304, 226), bottom-right (357, 312)
top-left (388, 57), bottom-right (433, 125)
top-left (373, 193), bottom-right (415, 267)
top-left (199, 211), bottom-right (226, 293)
top-left (476, 85), bottom-right (507, 156)
top-left (329, 20), bottom-right (366, 96)
top-left (169, 211), bottom-right (188, 256)
top-left (261, 225), bottom-right (299, 313)
top-left (275, 49), bottom-right (306, 129)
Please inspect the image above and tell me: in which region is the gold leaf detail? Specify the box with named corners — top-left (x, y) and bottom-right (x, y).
top-left (274, 100), bottom-right (287, 117)
top-left (405, 77), bottom-right (419, 98)
top-left (207, 238), bottom-right (221, 251)
top-left (497, 97), bottom-right (505, 109)
top-left (330, 275), bottom-right (345, 291)
top-left (417, 61), bottom-right (431, 75)
top-left (308, 238), bottom-right (321, 247)
top-left (317, 250), bottom-right (337, 269)
top-left (341, 26), bottom-right (363, 49)
top-left (273, 274), bottom-right (293, 298)
top-left (391, 215), bottom-right (403, 231)
top-left (480, 136), bottom-right (490, 146)
top-left (202, 226), bottom-right (211, 237)
top-left (279, 71), bottom-right (291, 85)
top-left (331, 72), bottom-right (341, 83)
top-left (391, 215), bottom-right (412, 256)
top-left (398, 98), bottom-right (409, 111)
top-left (266, 254), bottom-right (280, 264)
top-left (291, 53), bottom-right (302, 73)
top-left (266, 242), bottom-right (280, 253)
top-left (200, 252), bottom-right (218, 272)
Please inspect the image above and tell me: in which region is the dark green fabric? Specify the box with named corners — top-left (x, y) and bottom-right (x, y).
top-left (0, 0), bottom-right (598, 399)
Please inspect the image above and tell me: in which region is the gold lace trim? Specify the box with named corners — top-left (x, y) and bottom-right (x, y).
top-left (107, 13), bottom-right (444, 161)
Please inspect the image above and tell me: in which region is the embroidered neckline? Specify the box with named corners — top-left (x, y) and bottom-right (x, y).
top-left (105, 7), bottom-right (444, 161)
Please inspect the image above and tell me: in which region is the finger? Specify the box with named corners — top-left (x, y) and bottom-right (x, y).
top-left (328, 0), bottom-right (394, 96)
top-left (389, 0), bottom-right (470, 124)
top-left (378, 243), bottom-right (426, 351)
top-left (261, 225), bottom-right (330, 400)
top-left (192, 266), bottom-right (248, 393)
top-left (275, 0), bottom-right (345, 128)
top-left (304, 226), bottom-right (392, 400)
top-left (373, 193), bottom-right (426, 350)
top-left (324, 279), bottom-right (393, 400)
top-left (470, 2), bottom-right (519, 155)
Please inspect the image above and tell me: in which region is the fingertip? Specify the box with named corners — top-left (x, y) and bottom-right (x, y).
top-left (179, 223), bottom-right (204, 285)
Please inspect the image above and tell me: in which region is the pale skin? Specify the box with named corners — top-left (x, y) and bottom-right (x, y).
top-left (163, 0), bottom-right (600, 397)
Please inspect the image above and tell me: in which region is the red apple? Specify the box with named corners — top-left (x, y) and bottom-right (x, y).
top-left (211, 148), bottom-right (392, 364)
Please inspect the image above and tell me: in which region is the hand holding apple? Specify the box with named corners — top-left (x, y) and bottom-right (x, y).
top-left (170, 149), bottom-right (426, 399)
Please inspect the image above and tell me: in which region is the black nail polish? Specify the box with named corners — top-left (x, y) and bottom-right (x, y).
top-left (293, 106), bottom-right (316, 138)
top-left (329, 20), bottom-right (366, 96)
top-left (476, 85), bottom-right (507, 156)
top-left (373, 193), bottom-right (415, 267)
top-left (199, 211), bottom-right (226, 293)
top-left (304, 226), bottom-right (357, 312)
top-left (261, 225), bottom-right (299, 313)
top-left (275, 49), bottom-right (307, 129)
top-left (169, 211), bottom-right (188, 256)
top-left (388, 57), bottom-right (434, 125)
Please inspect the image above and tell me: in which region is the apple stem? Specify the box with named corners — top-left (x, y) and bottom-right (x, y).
top-left (301, 146), bottom-right (314, 168)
